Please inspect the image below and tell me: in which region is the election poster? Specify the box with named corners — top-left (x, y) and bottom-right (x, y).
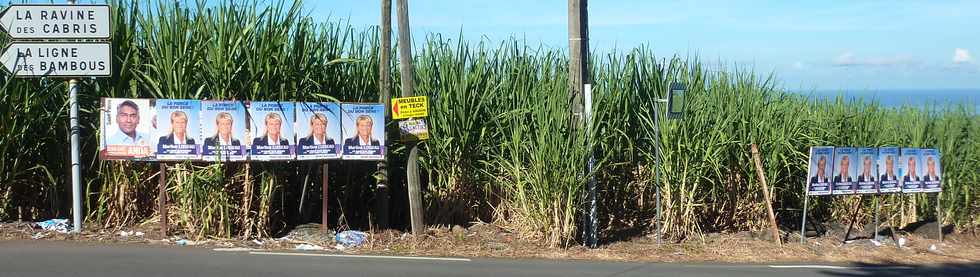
top-left (855, 147), bottom-right (879, 194)
top-left (806, 146), bottom-right (834, 196)
top-left (201, 101), bottom-right (247, 161)
top-left (100, 98), bottom-right (155, 160)
top-left (900, 148), bottom-right (924, 193)
top-left (295, 102), bottom-right (343, 160)
top-left (398, 118), bottom-right (429, 142)
top-left (341, 103), bottom-right (385, 160)
top-left (248, 101), bottom-right (295, 161)
top-left (921, 149), bottom-right (942, 193)
top-left (155, 100), bottom-right (201, 160)
top-left (877, 147), bottom-right (901, 193)
top-left (832, 147), bottom-right (857, 195)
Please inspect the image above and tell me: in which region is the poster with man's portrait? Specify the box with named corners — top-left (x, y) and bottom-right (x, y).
top-left (295, 102), bottom-right (342, 160)
top-left (100, 98), bottom-right (156, 160)
top-left (155, 100), bottom-right (201, 160)
top-left (877, 147), bottom-right (901, 193)
top-left (855, 147), bottom-right (879, 194)
top-left (921, 149), bottom-right (942, 193)
top-left (341, 103), bottom-right (385, 160)
top-left (248, 101), bottom-right (295, 161)
top-left (806, 146), bottom-right (834, 196)
top-left (899, 148), bottom-right (923, 193)
top-left (201, 101), bottom-right (247, 162)
top-left (831, 147), bottom-right (857, 195)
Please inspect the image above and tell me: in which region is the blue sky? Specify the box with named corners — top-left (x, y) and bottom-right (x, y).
top-left (311, 0), bottom-right (980, 91)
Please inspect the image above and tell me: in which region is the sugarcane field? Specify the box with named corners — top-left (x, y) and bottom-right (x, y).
top-left (1, 1), bottom-right (978, 276)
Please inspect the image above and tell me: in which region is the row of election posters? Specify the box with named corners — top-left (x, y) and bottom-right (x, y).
top-left (806, 146), bottom-right (942, 196)
top-left (99, 98), bottom-right (386, 161)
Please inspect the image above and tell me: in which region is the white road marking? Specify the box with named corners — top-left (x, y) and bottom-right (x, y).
top-left (212, 247), bottom-right (255, 252)
top-left (768, 265), bottom-right (851, 269)
top-left (248, 251), bottom-right (472, 262)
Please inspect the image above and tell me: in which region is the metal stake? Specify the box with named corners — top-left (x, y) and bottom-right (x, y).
top-left (69, 78), bottom-right (82, 233)
top-left (321, 163), bottom-right (330, 232)
top-left (158, 163), bottom-right (168, 236)
top-left (800, 195), bottom-right (809, 244)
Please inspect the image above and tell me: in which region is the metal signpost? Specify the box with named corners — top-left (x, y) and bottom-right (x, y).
top-left (654, 82), bottom-right (685, 244)
top-left (0, 2), bottom-right (112, 233)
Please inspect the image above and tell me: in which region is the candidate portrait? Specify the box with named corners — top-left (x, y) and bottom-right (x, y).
top-left (903, 156), bottom-right (921, 182)
top-left (299, 112), bottom-right (335, 146)
top-left (833, 154), bottom-right (853, 183)
top-left (924, 156), bottom-right (941, 182)
top-left (344, 114), bottom-right (380, 146)
top-left (809, 155), bottom-right (830, 184)
top-left (158, 111), bottom-right (195, 145)
top-left (880, 155), bottom-right (898, 182)
top-left (204, 112), bottom-right (241, 146)
top-left (252, 112), bottom-right (290, 146)
top-left (857, 155), bottom-right (875, 182)
top-left (107, 100), bottom-right (150, 146)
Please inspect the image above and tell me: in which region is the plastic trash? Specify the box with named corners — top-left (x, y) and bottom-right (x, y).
top-left (871, 239), bottom-right (882, 247)
top-left (898, 237), bottom-right (907, 247)
top-left (929, 244), bottom-right (938, 251)
top-left (35, 219), bottom-right (71, 233)
top-left (335, 230), bottom-right (368, 248)
top-left (175, 239), bottom-right (190, 246)
top-left (295, 244), bottom-right (324, 251)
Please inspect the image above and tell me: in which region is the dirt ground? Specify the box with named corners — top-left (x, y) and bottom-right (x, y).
top-left (2, 220), bottom-right (977, 265)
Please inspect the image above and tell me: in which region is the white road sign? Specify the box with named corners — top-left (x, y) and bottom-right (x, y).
top-left (0, 4), bottom-right (111, 39)
top-left (0, 42), bottom-right (111, 77)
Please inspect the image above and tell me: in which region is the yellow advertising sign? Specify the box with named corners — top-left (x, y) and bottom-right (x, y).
top-left (391, 96), bottom-right (428, 119)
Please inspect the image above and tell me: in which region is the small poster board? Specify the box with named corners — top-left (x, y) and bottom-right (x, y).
top-left (877, 147), bottom-right (901, 193)
top-left (341, 103), bottom-right (385, 160)
top-left (155, 100), bottom-right (201, 160)
top-left (248, 101), bottom-right (295, 160)
top-left (921, 149), bottom-right (942, 193)
top-left (806, 146), bottom-right (834, 196)
top-left (855, 147), bottom-right (879, 194)
top-left (201, 101), bottom-right (247, 162)
top-left (900, 148), bottom-right (924, 193)
top-left (295, 102), bottom-right (343, 160)
top-left (832, 147), bottom-right (857, 195)
top-left (100, 98), bottom-right (155, 160)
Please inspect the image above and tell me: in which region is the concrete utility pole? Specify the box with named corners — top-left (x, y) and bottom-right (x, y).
top-left (397, 0), bottom-right (424, 236)
top-left (569, 0), bottom-right (595, 248)
top-left (376, 0), bottom-right (393, 230)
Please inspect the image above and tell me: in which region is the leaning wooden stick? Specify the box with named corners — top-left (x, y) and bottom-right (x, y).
top-left (751, 144), bottom-right (781, 246)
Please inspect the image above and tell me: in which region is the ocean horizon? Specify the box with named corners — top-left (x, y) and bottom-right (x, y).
top-left (794, 89), bottom-right (979, 111)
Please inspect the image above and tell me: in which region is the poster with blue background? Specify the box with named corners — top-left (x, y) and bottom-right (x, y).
top-left (296, 102), bottom-right (343, 160)
top-left (155, 100), bottom-right (201, 160)
top-left (877, 147), bottom-right (901, 193)
top-left (806, 146), bottom-right (834, 196)
top-left (855, 148), bottom-right (879, 194)
top-left (201, 101), bottom-right (247, 161)
top-left (832, 147), bottom-right (857, 195)
top-left (900, 148), bottom-right (924, 193)
top-left (341, 103), bottom-right (385, 160)
top-left (248, 101), bottom-right (295, 160)
top-left (921, 149), bottom-right (942, 193)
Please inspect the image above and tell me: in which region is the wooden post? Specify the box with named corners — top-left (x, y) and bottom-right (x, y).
top-left (842, 195), bottom-right (864, 244)
top-left (397, 0), bottom-right (424, 236)
top-left (376, 0), bottom-right (393, 230)
top-left (321, 163), bottom-right (330, 232)
top-left (750, 144), bottom-right (781, 245)
top-left (158, 163), bottom-right (168, 237)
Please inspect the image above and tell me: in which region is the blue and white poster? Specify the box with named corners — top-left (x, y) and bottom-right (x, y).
top-left (832, 147), bottom-right (857, 195)
top-left (155, 100), bottom-right (201, 160)
top-left (806, 146), bottom-right (834, 196)
top-left (921, 149), bottom-right (942, 193)
top-left (100, 98), bottom-right (156, 160)
top-left (900, 148), bottom-right (923, 193)
top-left (201, 101), bottom-right (247, 161)
top-left (341, 103), bottom-right (385, 160)
top-left (877, 147), bottom-right (901, 193)
top-left (296, 102), bottom-right (342, 160)
top-left (248, 101), bottom-right (295, 161)
top-left (855, 147), bottom-right (879, 194)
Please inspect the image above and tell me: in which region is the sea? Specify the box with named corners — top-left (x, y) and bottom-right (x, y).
top-left (798, 89), bottom-right (979, 112)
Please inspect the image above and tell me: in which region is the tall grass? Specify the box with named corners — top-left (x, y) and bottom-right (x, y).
top-left (0, 1), bottom-right (976, 246)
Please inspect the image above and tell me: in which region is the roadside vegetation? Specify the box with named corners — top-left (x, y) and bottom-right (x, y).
top-left (1, 0), bottom-right (976, 247)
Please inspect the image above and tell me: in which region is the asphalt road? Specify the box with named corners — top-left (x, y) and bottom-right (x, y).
top-left (0, 240), bottom-right (975, 277)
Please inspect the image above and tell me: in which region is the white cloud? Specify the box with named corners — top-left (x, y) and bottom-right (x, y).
top-left (832, 52), bottom-right (917, 67)
top-left (792, 61), bottom-right (806, 70)
top-left (953, 48), bottom-right (973, 64)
